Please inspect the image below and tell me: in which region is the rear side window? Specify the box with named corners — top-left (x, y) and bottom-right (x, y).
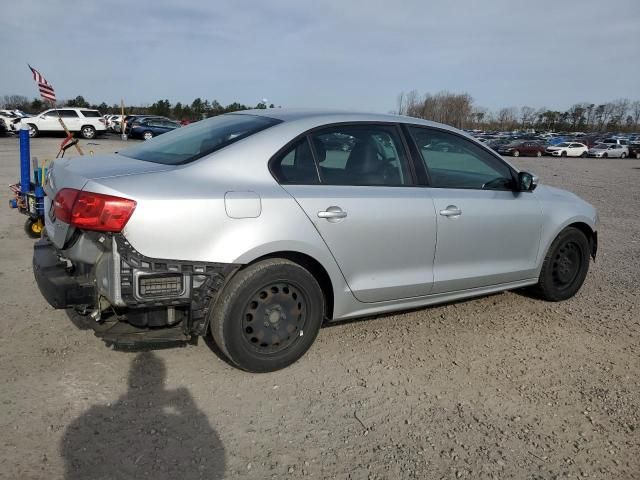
top-left (80, 110), bottom-right (101, 117)
top-left (59, 110), bottom-right (79, 118)
top-left (409, 126), bottom-right (513, 190)
top-left (271, 138), bottom-right (320, 184)
top-left (120, 114), bottom-right (280, 165)
top-left (310, 125), bottom-right (411, 186)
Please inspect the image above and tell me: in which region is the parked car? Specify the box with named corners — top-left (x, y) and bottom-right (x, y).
top-left (545, 142), bottom-right (588, 157)
top-left (601, 137), bottom-right (629, 146)
top-left (628, 142), bottom-right (640, 159)
top-left (129, 118), bottom-right (181, 140)
top-left (34, 110), bottom-right (598, 372)
top-left (484, 139), bottom-right (511, 151)
top-left (497, 141), bottom-right (545, 157)
top-left (587, 143), bottom-right (629, 158)
top-left (18, 108), bottom-right (106, 139)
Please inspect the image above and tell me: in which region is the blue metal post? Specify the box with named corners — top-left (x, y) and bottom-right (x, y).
top-left (19, 125), bottom-right (31, 193)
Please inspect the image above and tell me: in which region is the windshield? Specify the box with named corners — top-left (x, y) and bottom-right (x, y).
top-left (120, 114), bottom-right (280, 165)
top-left (556, 142), bottom-right (570, 147)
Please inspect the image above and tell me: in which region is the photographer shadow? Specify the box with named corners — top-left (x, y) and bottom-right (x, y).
top-left (61, 352), bottom-right (225, 479)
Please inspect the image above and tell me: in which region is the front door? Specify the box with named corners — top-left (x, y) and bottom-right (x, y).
top-left (407, 126), bottom-right (542, 293)
top-left (272, 124), bottom-right (437, 303)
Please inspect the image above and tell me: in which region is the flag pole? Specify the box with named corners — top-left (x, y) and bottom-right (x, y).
top-left (54, 103), bottom-right (84, 156)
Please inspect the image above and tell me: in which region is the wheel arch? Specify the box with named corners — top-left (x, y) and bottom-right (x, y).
top-left (240, 250), bottom-right (335, 321)
top-left (567, 221), bottom-right (597, 260)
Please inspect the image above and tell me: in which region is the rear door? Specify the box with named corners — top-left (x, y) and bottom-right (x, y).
top-left (407, 126), bottom-right (542, 293)
top-left (58, 109), bottom-right (81, 131)
top-left (272, 123), bottom-right (438, 303)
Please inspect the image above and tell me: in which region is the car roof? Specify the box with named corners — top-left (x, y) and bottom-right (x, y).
top-left (235, 108), bottom-right (460, 132)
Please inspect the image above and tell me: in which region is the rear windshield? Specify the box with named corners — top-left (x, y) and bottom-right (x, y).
top-left (120, 114), bottom-right (280, 165)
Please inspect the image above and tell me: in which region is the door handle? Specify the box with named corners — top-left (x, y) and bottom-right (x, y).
top-left (318, 206), bottom-right (347, 221)
top-left (439, 205), bottom-right (462, 217)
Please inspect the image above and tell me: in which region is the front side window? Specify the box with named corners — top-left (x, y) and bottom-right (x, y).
top-left (310, 125), bottom-right (411, 186)
top-left (409, 126), bottom-right (514, 190)
top-left (120, 114), bottom-right (280, 165)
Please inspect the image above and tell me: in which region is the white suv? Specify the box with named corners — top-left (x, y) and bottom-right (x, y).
top-left (19, 108), bottom-right (106, 139)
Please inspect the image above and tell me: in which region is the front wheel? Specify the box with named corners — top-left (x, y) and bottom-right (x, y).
top-left (28, 123), bottom-right (39, 138)
top-left (143, 131), bottom-right (154, 140)
top-left (533, 227), bottom-right (590, 301)
top-left (210, 259), bottom-right (324, 372)
top-left (536, 150), bottom-right (542, 157)
top-left (581, 152), bottom-right (587, 158)
top-left (80, 125), bottom-right (96, 139)
top-left (603, 153), bottom-right (608, 158)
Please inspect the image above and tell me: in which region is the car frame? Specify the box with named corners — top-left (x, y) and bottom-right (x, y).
top-left (33, 110), bottom-right (598, 372)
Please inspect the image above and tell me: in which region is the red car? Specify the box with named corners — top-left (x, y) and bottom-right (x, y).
top-left (497, 141), bottom-right (545, 157)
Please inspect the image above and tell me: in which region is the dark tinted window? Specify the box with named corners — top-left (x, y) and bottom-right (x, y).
top-left (271, 138), bottom-right (320, 184)
top-left (80, 110), bottom-right (101, 117)
top-left (120, 114), bottom-right (280, 165)
top-left (59, 110), bottom-right (79, 118)
top-left (310, 125), bottom-right (410, 186)
top-left (44, 110), bottom-right (59, 117)
top-left (409, 127), bottom-right (513, 190)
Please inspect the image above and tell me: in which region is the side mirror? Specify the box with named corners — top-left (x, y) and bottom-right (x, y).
top-left (518, 171), bottom-right (537, 191)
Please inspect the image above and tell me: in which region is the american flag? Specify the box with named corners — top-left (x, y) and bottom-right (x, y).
top-left (28, 65), bottom-right (56, 104)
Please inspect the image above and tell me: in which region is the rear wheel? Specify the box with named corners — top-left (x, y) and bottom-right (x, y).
top-left (580, 152), bottom-right (587, 158)
top-left (143, 131), bottom-right (154, 140)
top-left (603, 153), bottom-right (608, 158)
top-left (80, 125), bottom-right (96, 139)
top-left (536, 150), bottom-right (542, 157)
top-left (533, 227), bottom-right (590, 301)
top-left (620, 152), bottom-right (627, 159)
top-left (635, 152), bottom-right (640, 159)
top-left (561, 151), bottom-right (567, 157)
top-left (28, 124), bottom-right (38, 138)
top-left (210, 259), bottom-right (324, 372)
top-left (512, 150), bottom-right (520, 157)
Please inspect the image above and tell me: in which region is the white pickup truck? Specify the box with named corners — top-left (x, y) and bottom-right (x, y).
top-left (19, 108), bottom-right (107, 139)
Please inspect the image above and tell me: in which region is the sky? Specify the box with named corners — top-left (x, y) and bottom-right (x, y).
top-left (1, 0), bottom-right (639, 113)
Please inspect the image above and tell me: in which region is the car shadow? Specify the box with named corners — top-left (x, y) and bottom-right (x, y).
top-left (60, 352), bottom-right (226, 479)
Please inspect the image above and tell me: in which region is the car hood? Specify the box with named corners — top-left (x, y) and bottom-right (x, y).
top-left (535, 184), bottom-right (586, 204)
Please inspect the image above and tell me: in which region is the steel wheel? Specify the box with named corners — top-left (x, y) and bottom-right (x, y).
top-left (512, 150), bottom-right (520, 157)
top-left (533, 227), bottom-right (590, 301)
top-left (241, 282), bottom-right (307, 354)
top-left (143, 131), bottom-right (153, 140)
top-left (551, 241), bottom-right (582, 290)
top-left (28, 124), bottom-right (38, 138)
top-left (210, 258), bottom-right (324, 372)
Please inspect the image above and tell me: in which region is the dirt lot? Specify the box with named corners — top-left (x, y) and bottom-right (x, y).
top-left (0, 135), bottom-right (638, 479)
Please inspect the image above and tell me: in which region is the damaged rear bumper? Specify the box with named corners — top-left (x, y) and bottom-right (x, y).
top-left (33, 233), bottom-right (239, 338)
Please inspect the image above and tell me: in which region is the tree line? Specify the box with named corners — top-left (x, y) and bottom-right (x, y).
top-left (0, 95), bottom-right (277, 120)
top-left (397, 90), bottom-right (640, 132)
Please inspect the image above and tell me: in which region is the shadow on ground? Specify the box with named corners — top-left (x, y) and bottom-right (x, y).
top-left (60, 352), bottom-right (225, 479)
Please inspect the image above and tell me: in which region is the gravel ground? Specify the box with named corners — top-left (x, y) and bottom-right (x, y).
top-left (0, 135), bottom-right (638, 479)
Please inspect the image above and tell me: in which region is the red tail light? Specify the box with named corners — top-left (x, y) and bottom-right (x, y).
top-left (52, 188), bottom-right (136, 232)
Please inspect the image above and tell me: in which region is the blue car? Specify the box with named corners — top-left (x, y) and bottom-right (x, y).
top-left (130, 118), bottom-right (181, 140)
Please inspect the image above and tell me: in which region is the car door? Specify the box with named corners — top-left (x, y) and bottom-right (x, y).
top-left (58, 109), bottom-right (80, 131)
top-left (271, 124), bottom-right (438, 303)
top-left (37, 110), bottom-right (61, 131)
top-left (406, 126), bottom-right (543, 293)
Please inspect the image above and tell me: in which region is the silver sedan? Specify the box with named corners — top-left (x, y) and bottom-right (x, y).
top-left (34, 110), bottom-right (598, 371)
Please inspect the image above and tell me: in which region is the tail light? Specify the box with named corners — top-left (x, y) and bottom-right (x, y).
top-left (52, 188), bottom-right (136, 232)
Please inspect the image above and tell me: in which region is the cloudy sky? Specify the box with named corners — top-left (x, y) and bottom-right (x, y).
top-left (1, 0), bottom-right (639, 112)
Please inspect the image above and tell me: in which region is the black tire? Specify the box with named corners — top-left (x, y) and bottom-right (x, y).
top-left (533, 227), bottom-right (590, 301)
top-left (561, 151), bottom-right (567, 157)
top-left (581, 152), bottom-right (587, 158)
top-left (603, 153), bottom-right (608, 158)
top-left (24, 217), bottom-right (43, 238)
top-left (620, 152), bottom-right (627, 159)
top-left (512, 150), bottom-right (520, 157)
top-left (27, 123), bottom-right (38, 138)
top-left (80, 125), bottom-right (96, 139)
top-left (143, 130), bottom-right (154, 140)
top-left (210, 259), bottom-right (324, 372)
top-left (636, 152), bottom-right (640, 159)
